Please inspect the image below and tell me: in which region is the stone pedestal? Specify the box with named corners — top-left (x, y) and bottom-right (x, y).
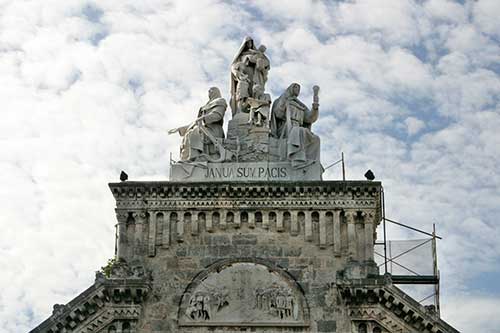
top-left (170, 161), bottom-right (323, 181)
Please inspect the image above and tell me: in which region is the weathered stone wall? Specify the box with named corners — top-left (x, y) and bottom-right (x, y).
top-left (145, 225), bottom-right (345, 332)
top-left (109, 181), bottom-right (381, 332)
top-left (32, 180), bottom-right (458, 333)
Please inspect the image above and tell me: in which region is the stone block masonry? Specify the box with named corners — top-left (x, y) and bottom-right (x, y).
top-left (108, 180), bottom-right (382, 332)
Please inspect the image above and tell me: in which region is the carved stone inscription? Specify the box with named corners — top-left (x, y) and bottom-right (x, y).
top-left (179, 262), bottom-right (308, 326)
top-left (205, 165), bottom-right (288, 179)
top-left (170, 161), bottom-right (322, 181)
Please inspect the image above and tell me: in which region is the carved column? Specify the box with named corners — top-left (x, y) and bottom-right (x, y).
top-left (276, 211), bottom-right (284, 232)
top-left (162, 212), bottom-right (171, 249)
top-left (305, 211), bottom-right (313, 242)
top-left (148, 212), bottom-right (157, 257)
top-left (346, 211), bottom-right (357, 261)
top-left (357, 212), bottom-right (366, 262)
top-left (177, 212), bottom-right (185, 242)
top-left (220, 210), bottom-right (227, 230)
top-left (262, 211), bottom-right (269, 229)
top-left (364, 212), bottom-right (375, 262)
top-left (234, 211), bottom-right (241, 229)
top-left (126, 214), bottom-right (136, 259)
top-left (206, 212), bottom-right (214, 233)
top-left (333, 210), bottom-right (341, 256)
top-left (291, 211), bottom-right (299, 236)
top-left (135, 212), bottom-right (147, 255)
top-left (116, 211), bottom-right (128, 260)
top-left (248, 211), bottom-right (255, 229)
top-left (191, 212), bottom-right (199, 236)
top-left (319, 211), bottom-right (327, 249)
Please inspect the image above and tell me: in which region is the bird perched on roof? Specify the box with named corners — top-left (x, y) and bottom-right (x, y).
top-left (364, 169), bottom-right (375, 181)
top-left (120, 171), bottom-right (128, 182)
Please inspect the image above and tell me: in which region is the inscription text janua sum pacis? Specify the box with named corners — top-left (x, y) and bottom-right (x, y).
top-left (205, 166), bottom-right (288, 180)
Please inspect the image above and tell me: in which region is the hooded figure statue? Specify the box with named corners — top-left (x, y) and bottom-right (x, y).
top-left (230, 36), bottom-right (257, 116)
top-left (175, 87), bottom-right (227, 161)
top-left (270, 83), bottom-right (320, 168)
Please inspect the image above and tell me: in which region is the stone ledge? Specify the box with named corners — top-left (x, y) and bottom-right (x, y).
top-left (29, 277), bottom-right (151, 333)
top-left (338, 277), bottom-right (459, 333)
top-left (109, 180), bottom-right (382, 201)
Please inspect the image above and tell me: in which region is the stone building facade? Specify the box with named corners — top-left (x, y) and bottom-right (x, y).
top-left (31, 37), bottom-right (459, 333)
top-left (30, 180), bottom-right (458, 333)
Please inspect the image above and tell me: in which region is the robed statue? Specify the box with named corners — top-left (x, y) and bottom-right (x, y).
top-left (247, 84), bottom-right (271, 127)
top-left (230, 36), bottom-right (270, 116)
top-left (270, 83), bottom-right (320, 168)
top-left (169, 87), bottom-right (228, 162)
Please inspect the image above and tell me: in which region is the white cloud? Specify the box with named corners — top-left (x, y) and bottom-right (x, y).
top-left (473, 0), bottom-right (500, 39)
top-left (442, 294), bottom-right (500, 333)
top-left (333, 0), bottom-right (425, 46)
top-left (1, 1), bottom-right (500, 332)
top-left (424, 0), bottom-right (467, 24)
top-left (405, 116), bottom-right (425, 136)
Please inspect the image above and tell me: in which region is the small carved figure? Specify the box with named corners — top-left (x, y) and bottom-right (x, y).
top-left (248, 44), bottom-right (270, 89)
top-left (254, 284), bottom-right (297, 320)
top-left (247, 84), bottom-right (271, 127)
top-left (186, 293), bottom-right (211, 320)
top-left (230, 37), bottom-right (271, 116)
top-left (169, 87), bottom-right (227, 162)
top-left (231, 59), bottom-right (251, 113)
top-left (214, 287), bottom-right (229, 311)
top-left (270, 83), bottom-right (320, 168)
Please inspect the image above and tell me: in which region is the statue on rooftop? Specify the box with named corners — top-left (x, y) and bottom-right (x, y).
top-left (169, 87), bottom-right (229, 162)
top-left (270, 83), bottom-right (321, 168)
top-left (247, 84), bottom-right (271, 127)
top-left (168, 38), bottom-right (324, 181)
top-left (230, 37), bottom-right (270, 116)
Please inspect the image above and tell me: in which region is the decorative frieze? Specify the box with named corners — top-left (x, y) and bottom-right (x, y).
top-left (109, 181), bottom-right (380, 202)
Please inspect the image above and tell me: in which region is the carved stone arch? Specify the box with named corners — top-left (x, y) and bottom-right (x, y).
top-left (178, 258), bottom-right (310, 328)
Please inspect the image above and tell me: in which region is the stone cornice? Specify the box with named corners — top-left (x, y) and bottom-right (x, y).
top-left (338, 277), bottom-right (459, 333)
top-left (109, 181), bottom-right (382, 216)
top-left (30, 277), bottom-right (150, 333)
top-left (109, 180), bottom-right (381, 200)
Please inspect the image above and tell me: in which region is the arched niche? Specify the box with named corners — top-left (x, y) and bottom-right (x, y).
top-left (178, 259), bottom-right (309, 327)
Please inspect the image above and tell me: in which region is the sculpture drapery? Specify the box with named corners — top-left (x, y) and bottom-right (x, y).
top-left (270, 83), bottom-right (320, 168)
top-left (169, 36), bottom-right (322, 180)
top-left (169, 87), bottom-right (227, 162)
top-left (230, 36), bottom-right (270, 116)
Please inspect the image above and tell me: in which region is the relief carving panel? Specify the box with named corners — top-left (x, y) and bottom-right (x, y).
top-left (178, 261), bottom-right (308, 327)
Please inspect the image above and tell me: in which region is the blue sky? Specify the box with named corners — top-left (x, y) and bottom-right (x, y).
top-left (1, 0), bottom-right (499, 332)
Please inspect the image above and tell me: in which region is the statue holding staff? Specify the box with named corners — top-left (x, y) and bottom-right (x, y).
top-left (270, 83), bottom-right (320, 168)
top-left (169, 87), bottom-right (229, 162)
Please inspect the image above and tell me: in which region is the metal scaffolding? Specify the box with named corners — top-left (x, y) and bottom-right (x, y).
top-left (376, 187), bottom-right (442, 315)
